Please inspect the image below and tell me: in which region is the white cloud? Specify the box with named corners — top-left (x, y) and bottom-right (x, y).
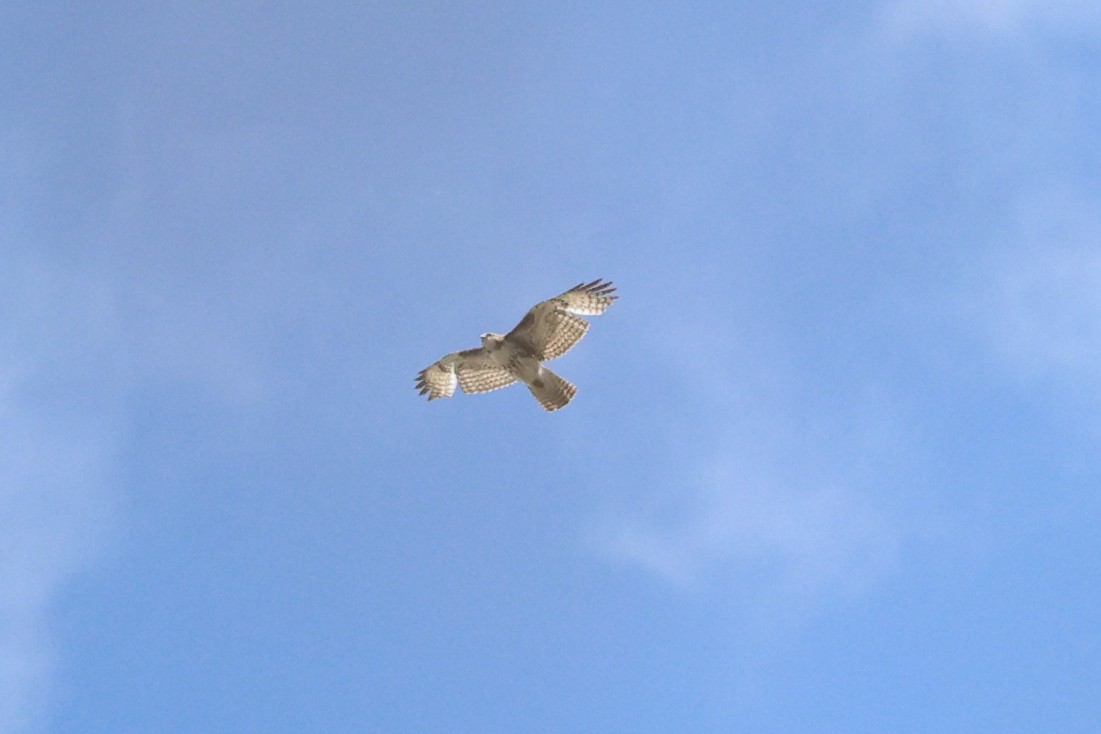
top-left (0, 164), bottom-right (291, 729)
top-left (0, 419), bottom-right (116, 734)
top-left (592, 331), bottom-right (905, 620)
top-left (969, 189), bottom-right (1101, 398)
top-left (0, 259), bottom-right (120, 734)
top-left (882, 0), bottom-right (1101, 38)
top-left (603, 465), bottom-right (897, 600)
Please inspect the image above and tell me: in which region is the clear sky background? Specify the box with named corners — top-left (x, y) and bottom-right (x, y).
top-left (3, 2), bottom-right (1100, 732)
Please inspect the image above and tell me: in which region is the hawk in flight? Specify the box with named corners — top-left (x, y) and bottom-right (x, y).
top-left (416, 279), bottom-right (618, 411)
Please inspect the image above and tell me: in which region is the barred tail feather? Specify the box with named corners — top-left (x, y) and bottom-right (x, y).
top-left (528, 368), bottom-right (577, 412)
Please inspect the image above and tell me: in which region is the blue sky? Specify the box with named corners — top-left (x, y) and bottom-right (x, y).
top-left (3, 2), bottom-right (1100, 732)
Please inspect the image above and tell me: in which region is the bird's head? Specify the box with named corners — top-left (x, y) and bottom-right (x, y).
top-left (480, 332), bottom-right (504, 348)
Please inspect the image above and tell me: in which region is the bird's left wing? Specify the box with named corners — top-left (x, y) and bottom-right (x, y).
top-left (506, 279), bottom-right (618, 360)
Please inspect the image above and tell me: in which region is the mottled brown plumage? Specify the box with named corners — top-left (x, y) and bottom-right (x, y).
top-left (416, 279), bottom-right (618, 411)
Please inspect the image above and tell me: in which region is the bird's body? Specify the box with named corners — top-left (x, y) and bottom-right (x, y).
top-left (416, 279), bottom-right (617, 411)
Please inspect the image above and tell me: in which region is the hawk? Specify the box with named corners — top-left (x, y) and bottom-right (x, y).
top-left (416, 279), bottom-right (618, 411)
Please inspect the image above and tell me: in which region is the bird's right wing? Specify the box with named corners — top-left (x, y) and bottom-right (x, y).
top-left (416, 347), bottom-right (517, 400)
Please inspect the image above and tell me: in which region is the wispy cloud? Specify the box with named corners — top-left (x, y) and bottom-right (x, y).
top-left (0, 412), bottom-right (116, 734)
top-left (599, 184), bottom-right (1101, 615)
top-left (882, 0), bottom-right (1101, 38)
top-left (592, 306), bottom-right (906, 618)
top-left (965, 188), bottom-right (1101, 400)
top-left (0, 240), bottom-right (290, 732)
top-left (0, 259), bottom-right (121, 734)
top-left (602, 459), bottom-right (898, 600)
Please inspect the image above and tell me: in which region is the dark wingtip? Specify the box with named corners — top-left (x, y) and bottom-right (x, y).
top-left (415, 371), bottom-right (433, 398)
top-left (586, 278), bottom-right (618, 299)
top-left (577, 278), bottom-right (616, 292)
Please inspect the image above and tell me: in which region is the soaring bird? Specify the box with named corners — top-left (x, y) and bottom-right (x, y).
top-left (416, 279), bottom-right (618, 411)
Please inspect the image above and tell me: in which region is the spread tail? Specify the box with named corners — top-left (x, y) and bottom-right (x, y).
top-left (528, 367), bottom-right (577, 411)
